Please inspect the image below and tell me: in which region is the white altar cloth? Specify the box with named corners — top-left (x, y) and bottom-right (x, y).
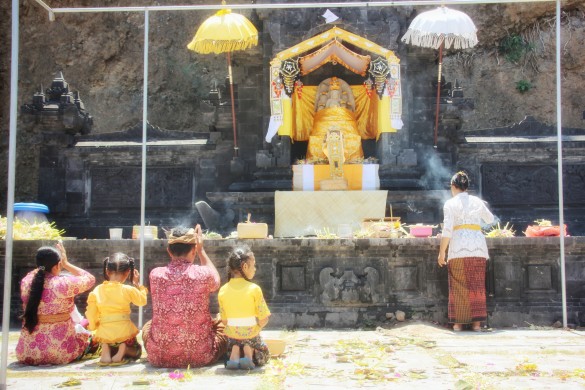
top-left (274, 190), bottom-right (388, 237)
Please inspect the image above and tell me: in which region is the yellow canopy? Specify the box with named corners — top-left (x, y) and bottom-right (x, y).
top-left (274, 26), bottom-right (398, 62)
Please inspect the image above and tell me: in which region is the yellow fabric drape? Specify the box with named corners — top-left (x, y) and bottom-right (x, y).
top-left (306, 107), bottom-right (363, 161)
top-left (290, 86), bottom-right (379, 141)
top-left (279, 97), bottom-right (293, 138)
top-left (377, 95), bottom-right (395, 138)
top-left (292, 88), bottom-right (316, 141)
top-left (299, 40), bottom-right (370, 76)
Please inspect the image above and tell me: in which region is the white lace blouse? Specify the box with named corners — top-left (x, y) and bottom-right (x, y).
top-left (441, 192), bottom-right (494, 260)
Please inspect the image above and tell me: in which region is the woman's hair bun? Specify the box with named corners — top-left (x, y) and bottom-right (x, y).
top-left (450, 171), bottom-right (469, 191)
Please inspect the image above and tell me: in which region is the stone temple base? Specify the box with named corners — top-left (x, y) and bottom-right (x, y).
top-left (3, 237), bottom-right (584, 329)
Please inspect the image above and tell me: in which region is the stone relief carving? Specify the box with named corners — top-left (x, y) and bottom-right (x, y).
top-left (319, 266), bottom-right (380, 305)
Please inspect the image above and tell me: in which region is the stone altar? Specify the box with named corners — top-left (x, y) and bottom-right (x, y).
top-left (274, 191), bottom-right (387, 237)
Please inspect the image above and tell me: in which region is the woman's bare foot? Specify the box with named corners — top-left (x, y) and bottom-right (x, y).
top-left (100, 343), bottom-right (112, 363)
top-left (472, 321), bottom-right (482, 331)
top-left (452, 324), bottom-right (463, 332)
top-left (111, 343), bottom-right (127, 363)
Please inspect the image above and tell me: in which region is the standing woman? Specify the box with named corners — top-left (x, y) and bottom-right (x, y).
top-left (438, 172), bottom-right (494, 332)
top-left (16, 242), bottom-right (96, 365)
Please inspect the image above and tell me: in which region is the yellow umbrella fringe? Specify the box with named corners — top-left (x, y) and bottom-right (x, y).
top-left (187, 38), bottom-right (257, 54)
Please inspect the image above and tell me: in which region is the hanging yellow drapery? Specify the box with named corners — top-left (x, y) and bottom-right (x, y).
top-left (290, 86), bottom-right (379, 142)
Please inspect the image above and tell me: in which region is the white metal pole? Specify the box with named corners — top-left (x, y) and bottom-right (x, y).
top-left (555, 0), bottom-right (567, 328)
top-left (138, 9), bottom-right (149, 328)
top-left (1, 0), bottom-right (20, 388)
top-left (35, 0), bottom-right (557, 15)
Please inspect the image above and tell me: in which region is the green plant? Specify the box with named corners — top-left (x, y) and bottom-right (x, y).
top-left (515, 79), bottom-right (533, 93)
top-left (499, 34), bottom-right (532, 63)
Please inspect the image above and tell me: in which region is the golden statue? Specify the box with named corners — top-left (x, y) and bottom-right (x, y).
top-left (320, 128), bottom-right (349, 191)
top-left (324, 128), bottom-right (344, 177)
top-left (307, 77), bottom-right (364, 162)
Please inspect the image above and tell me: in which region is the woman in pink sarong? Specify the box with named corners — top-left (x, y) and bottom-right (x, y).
top-left (16, 243), bottom-right (96, 365)
top-left (142, 225), bottom-right (227, 368)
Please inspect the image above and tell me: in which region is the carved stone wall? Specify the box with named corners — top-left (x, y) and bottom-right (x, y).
top-left (36, 124), bottom-right (235, 238)
top-left (4, 237), bottom-right (582, 329)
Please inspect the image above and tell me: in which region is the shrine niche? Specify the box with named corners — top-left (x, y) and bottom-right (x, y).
top-left (264, 27), bottom-right (402, 191)
top-left (265, 27), bottom-right (402, 150)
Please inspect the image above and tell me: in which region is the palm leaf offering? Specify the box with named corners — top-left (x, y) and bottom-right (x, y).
top-left (485, 222), bottom-right (515, 238)
top-left (534, 219), bottom-right (552, 226)
top-left (0, 217), bottom-right (65, 240)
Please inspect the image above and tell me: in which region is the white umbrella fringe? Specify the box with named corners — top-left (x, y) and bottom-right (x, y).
top-left (401, 6), bottom-right (478, 49)
top-left (401, 31), bottom-right (478, 50)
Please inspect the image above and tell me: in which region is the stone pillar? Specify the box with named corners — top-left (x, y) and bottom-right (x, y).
top-left (273, 135), bottom-right (291, 167)
top-left (376, 133), bottom-right (398, 166)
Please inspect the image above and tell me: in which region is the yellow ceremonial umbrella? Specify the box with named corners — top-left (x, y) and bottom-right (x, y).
top-left (187, 1), bottom-right (258, 157)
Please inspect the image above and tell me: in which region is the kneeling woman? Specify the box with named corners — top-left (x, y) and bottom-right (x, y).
top-left (16, 243), bottom-right (96, 365)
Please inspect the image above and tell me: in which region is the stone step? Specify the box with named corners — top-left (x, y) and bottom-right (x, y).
top-left (380, 178), bottom-right (425, 190)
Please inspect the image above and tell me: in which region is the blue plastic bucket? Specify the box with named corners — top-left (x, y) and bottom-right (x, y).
top-left (14, 203), bottom-right (49, 223)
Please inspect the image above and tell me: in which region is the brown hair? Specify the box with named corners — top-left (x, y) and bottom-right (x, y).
top-left (103, 252), bottom-right (135, 283)
top-left (227, 246), bottom-right (254, 282)
top-left (450, 171), bottom-right (469, 191)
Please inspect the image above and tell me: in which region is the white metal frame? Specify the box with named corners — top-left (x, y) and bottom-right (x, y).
top-left (2, 1), bottom-right (565, 388)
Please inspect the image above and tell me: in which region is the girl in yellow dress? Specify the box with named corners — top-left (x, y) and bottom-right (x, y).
top-left (218, 246), bottom-right (271, 370)
top-left (86, 253), bottom-right (148, 365)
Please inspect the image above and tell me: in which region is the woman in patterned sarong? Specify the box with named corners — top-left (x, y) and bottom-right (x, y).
top-left (16, 243), bottom-right (96, 365)
top-left (438, 171), bottom-right (494, 332)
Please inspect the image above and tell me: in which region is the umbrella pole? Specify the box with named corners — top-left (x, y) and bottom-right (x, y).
top-left (227, 51), bottom-right (238, 157)
top-left (434, 41), bottom-right (444, 148)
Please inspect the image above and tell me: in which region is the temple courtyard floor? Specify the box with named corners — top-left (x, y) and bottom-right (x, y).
top-left (3, 321), bottom-right (585, 389)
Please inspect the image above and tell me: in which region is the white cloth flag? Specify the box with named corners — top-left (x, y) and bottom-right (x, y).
top-left (322, 9), bottom-right (339, 24)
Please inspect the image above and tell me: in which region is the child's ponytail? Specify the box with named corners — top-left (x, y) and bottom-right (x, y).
top-left (227, 246), bottom-right (253, 282)
top-left (129, 258), bottom-right (135, 286)
top-left (103, 257), bottom-right (110, 281)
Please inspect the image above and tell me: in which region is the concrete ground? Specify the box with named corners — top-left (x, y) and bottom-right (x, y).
top-left (3, 322), bottom-right (585, 389)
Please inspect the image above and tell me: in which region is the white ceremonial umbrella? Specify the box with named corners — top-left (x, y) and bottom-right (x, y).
top-left (401, 6), bottom-right (478, 147)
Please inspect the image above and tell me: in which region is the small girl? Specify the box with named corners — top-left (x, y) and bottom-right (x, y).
top-left (218, 246), bottom-right (271, 370)
top-left (86, 253), bottom-right (148, 365)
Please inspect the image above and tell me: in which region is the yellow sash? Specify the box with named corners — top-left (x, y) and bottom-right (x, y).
top-left (453, 224), bottom-right (481, 231)
top-left (100, 314), bottom-right (131, 324)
